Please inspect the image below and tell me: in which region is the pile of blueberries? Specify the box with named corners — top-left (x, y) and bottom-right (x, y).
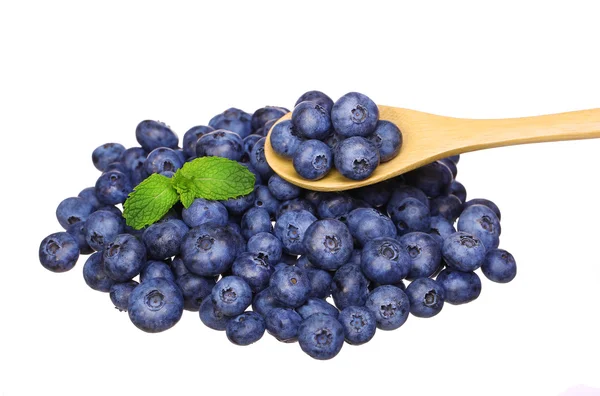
top-left (39, 90), bottom-right (517, 360)
top-left (271, 91), bottom-right (402, 180)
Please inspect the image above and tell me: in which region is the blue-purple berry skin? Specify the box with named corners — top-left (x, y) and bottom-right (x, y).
top-left (103, 234), bottom-right (147, 282)
top-left (199, 298), bottom-right (231, 331)
top-left (293, 139), bottom-right (333, 181)
top-left (331, 92), bottom-right (379, 138)
top-left (241, 207), bottom-right (273, 240)
top-left (196, 130), bottom-right (244, 161)
top-left (176, 273), bottom-right (216, 311)
top-left (252, 288), bottom-right (284, 316)
top-left (142, 220), bottom-right (188, 260)
top-left (66, 222), bottom-right (94, 255)
top-left (429, 216), bottom-right (457, 246)
top-left (361, 237), bottom-right (411, 285)
top-left (95, 170), bottom-right (133, 205)
top-left (365, 285), bottom-right (410, 331)
top-left (83, 252), bottom-right (116, 292)
top-left (388, 197), bottom-right (431, 236)
top-left (269, 266), bottom-right (311, 308)
top-left (265, 307), bottom-right (303, 343)
top-left (269, 120), bottom-right (304, 159)
top-left (464, 198), bottom-right (501, 220)
top-left (246, 232), bottom-right (282, 265)
top-left (182, 125), bottom-right (215, 158)
top-left (226, 311), bottom-right (266, 346)
top-left (56, 197), bottom-right (95, 229)
top-left (268, 174), bottom-right (301, 201)
top-left (333, 136), bottom-right (380, 181)
top-left (274, 209), bottom-right (317, 256)
top-left (306, 268), bottom-right (333, 299)
top-left (182, 198), bottom-right (229, 228)
top-left (347, 207), bottom-right (397, 247)
top-left (295, 90), bottom-right (334, 113)
top-left (231, 252), bottom-right (274, 293)
top-left (92, 143), bottom-right (126, 172)
top-left (180, 224), bottom-right (241, 277)
top-left (135, 120), bottom-right (179, 152)
top-left (397, 232), bottom-right (443, 280)
top-left (450, 180), bottom-right (467, 203)
top-left (302, 219), bottom-right (354, 271)
top-left (249, 137), bottom-right (274, 181)
top-left (83, 210), bottom-right (124, 252)
top-left (406, 278), bottom-right (445, 318)
top-left (404, 162), bottom-right (453, 198)
top-left (331, 264), bottom-right (370, 311)
top-left (457, 204), bottom-right (501, 251)
top-left (430, 194), bottom-right (463, 223)
top-left (436, 269), bottom-right (482, 305)
top-left (140, 260), bottom-right (175, 283)
top-left (127, 277), bottom-right (184, 333)
top-left (482, 249), bottom-right (517, 283)
top-left (369, 120), bottom-right (402, 162)
top-left (110, 280), bottom-right (139, 312)
top-left (292, 101), bottom-right (332, 140)
top-left (144, 147), bottom-right (183, 175)
top-left (442, 232), bottom-right (487, 272)
top-left (296, 298), bottom-right (339, 320)
top-left (298, 313), bottom-right (345, 360)
top-left (211, 276), bottom-right (253, 317)
top-left (339, 306), bottom-right (377, 345)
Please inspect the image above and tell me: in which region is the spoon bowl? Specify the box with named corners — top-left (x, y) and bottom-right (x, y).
top-left (264, 105), bottom-right (600, 191)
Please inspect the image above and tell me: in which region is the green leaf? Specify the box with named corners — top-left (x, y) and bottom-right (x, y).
top-left (174, 156), bottom-right (255, 201)
top-left (123, 174), bottom-right (180, 230)
top-left (179, 191), bottom-right (196, 208)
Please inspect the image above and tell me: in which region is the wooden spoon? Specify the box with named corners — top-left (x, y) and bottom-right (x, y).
top-left (264, 106), bottom-right (600, 191)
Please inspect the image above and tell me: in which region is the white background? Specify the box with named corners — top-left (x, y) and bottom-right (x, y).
top-left (1, 1), bottom-right (599, 395)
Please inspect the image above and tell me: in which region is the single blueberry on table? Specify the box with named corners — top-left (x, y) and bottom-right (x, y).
top-left (241, 207), bottom-right (272, 240)
top-left (302, 219), bottom-right (353, 271)
top-left (365, 285), bottom-right (410, 331)
top-left (110, 280), bottom-right (138, 312)
top-left (66, 222), bottom-right (94, 255)
top-left (429, 216), bottom-right (457, 246)
top-left (346, 207), bottom-right (397, 247)
top-left (252, 287), bottom-right (284, 316)
top-left (295, 90), bottom-right (334, 114)
top-left (180, 224), bottom-right (241, 277)
top-left (142, 219), bottom-right (189, 260)
top-left (199, 298), bottom-right (231, 331)
top-left (103, 233), bottom-right (147, 282)
top-left (293, 139), bottom-right (333, 181)
top-left (457, 204), bottom-right (501, 251)
top-left (331, 92), bottom-right (379, 138)
top-left (298, 313), bottom-right (345, 360)
top-left (292, 101), bottom-right (332, 140)
top-left (463, 198), bottom-right (501, 220)
top-left (211, 276), bottom-right (253, 317)
top-left (369, 120), bottom-right (403, 162)
top-left (268, 174), bottom-right (301, 201)
top-left (95, 170), bottom-right (133, 205)
top-left (232, 252), bottom-right (274, 293)
top-left (253, 185), bottom-right (280, 218)
top-left (429, 194), bottom-right (463, 223)
top-left (128, 277), bottom-right (184, 333)
top-left (331, 264), bottom-right (370, 311)
top-left (83, 252), bottom-right (116, 292)
top-left (92, 143), bottom-right (126, 172)
top-left (317, 193), bottom-right (354, 220)
top-left (276, 198), bottom-right (316, 219)
top-left (339, 306), bottom-right (377, 345)
top-left (56, 197), bottom-right (95, 229)
top-left (119, 147), bottom-right (147, 175)
top-left (361, 237), bottom-right (411, 285)
top-left (405, 278), bottom-right (445, 318)
top-left (78, 187), bottom-right (102, 210)
top-left (265, 307), bottom-right (303, 343)
top-left (442, 232), bottom-right (487, 272)
top-left (140, 260), bottom-right (175, 283)
top-left (404, 161), bottom-right (453, 198)
top-left (333, 136), bottom-right (380, 181)
top-left (221, 190), bottom-right (255, 216)
top-left (449, 180), bottom-right (467, 203)
top-left (182, 198), bottom-right (229, 228)
top-left (481, 249), bottom-right (517, 283)
top-left (176, 272), bottom-right (216, 311)
top-left (135, 120), bottom-right (179, 152)
top-left (182, 125), bottom-right (215, 158)
top-left (144, 147), bottom-right (184, 175)
top-left (435, 268), bottom-right (482, 305)
top-left (269, 265), bottom-right (312, 308)
top-left (397, 232), bottom-right (443, 280)
top-left (249, 137), bottom-right (274, 180)
top-left (269, 120), bottom-right (304, 159)
top-left (226, 311), bottom-right (266, 346)
top-left (387, 197), bottom-right (431, 236)
top-left (274, 209), bottom-right (317, 256)
top-left (306, 268), bottom-right (333, 299)
top-left (251, 106), bottom-right (288, 132)
top-left (196, 129), bottom-right (244, 162)
top-left (83, 210), bottom-right (124, 252)
top-left (296, 298), bottom-right (339, 320)
top-left (246, 232), bottom-right (282, 265)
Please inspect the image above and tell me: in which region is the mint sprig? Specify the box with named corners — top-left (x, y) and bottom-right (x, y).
top-left (123, 157), bottom-right (255, 230)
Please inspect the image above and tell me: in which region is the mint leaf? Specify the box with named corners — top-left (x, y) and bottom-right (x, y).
top-left (123, 174), bottom-right (180, 230)
top-left (179, 191), bottom-right (196, 208)
top-left (174, 157), bottom-right (255, 201)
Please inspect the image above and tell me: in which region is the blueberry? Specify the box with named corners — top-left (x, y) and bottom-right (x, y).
top-left (442, 232), bottom-right (487, 272)
top-left (180, 224), bottom-right (240, 277)
top-left (269, 120), bottom-right (304, 159)
top-left (251, 106), bottom-right (288, 131)
top-left (406, 278), bottom-right (445, 318)
top-left (331, 264), bottom-right (370, 310)
top-left (274, 209), bottom-right (317, 255)
top-left (292, 140), bottom-right (333, 180)
top-left (210, 108), bottom-right (253, 139)
top-left (302, 219), bottom-right (353, 271)
top-left (119, 147), bottom-right (147, 175)
top-left (387, 185), bottom-right (430, 210)
top-left (317, 193), bottom-right (354, 220)
top-left (170, 256), bottom-right (189, 278)
top-left (303, 191), bottom-right (327, 208)
top-left (97, 205), bottom-right (123, 218)
top-left (430, 194), bottom-right (463, 223)
top-left (295, 90), bottom-right (334, 113)
top-left (199, 298), bottom-right (231, 331)
top-left (438, 158), bottom-right (458, 179)
top-left (82, 252), bottom-right (115, 292)
top-left (83, 210), bottom-right (124, 252)
top-left (176, 273), bottom-right (216, 311)
top-left (463, 198), bottom-right (501, 220)
top-left (347, 249), bottom-right (362, 266)
top-left (135, 120), bottom-right (179, 152)
top-left (404, 162), bottom-right (453, 198)
top-left (347, 208), bottom-right (397, 247)
top-left (298, 313), bottom-right (345, 360)
top-left (182, 198), bottom-right (229, 228)
top-left (211, 276), bottom-right (253, 317)
top-left (103, 234), bottom-right (147, 282)
top-left (105, 162), bottom-right (128, 174)
top-left (144, 147), bottom-right (183, 175)
top-left (331, 92), bottom-right (379, 138)
top-left (196, 130), bottom-right (244, 161)
top-left (296, 298), bottom-right (339, 320)
top-left (252, 287), bottom-right (284, 316)
top-left (247, 232), bottom-right (282, 265)
top-left (78, 187), bottom-right (103, 209)
top-left (369, 120), bottom-right (403, 162)
top-left (182, 125), bottom-right (215, 158)
top-left (292, 101), bottom-right (332, 140)
top-left (482, 249), bottom-right (517, 283)
top-left (140, 260), bottom-right (175, 282)
top-left (325, 132), bottom-right (343, 150)
top-left (66, 222), bottom-right (94, 255)
top-left (436, 268), bottom-right (482, 305)
top-left (221, 190), bottom-right (255, 216)
top-left (361, 237), bottom-right (411, 285)
top-left (306, 268), bottom-right (333, 299)
top-left (56, 198), bottom-right (94, 231)
top-left (249, 137), bottom-right (274, 180)
top-left (110, 280), bottom-right (138, 311)
top-left (242, 134), bottom-right (263, 162)
top-left (457, 204), bottom-right (501, 251)
top-left (95, 170), bottom-right (133, 205)
top-left (232, 252), bottom-right (274, 293)
top-left (225, 311), bottom-right (265, 346)
top-left (128, 278), bottom-right (184, 333)
top-left (268, 174), bottom-right (301, 201)
top-left (339, 306), bottom-right (377, 345)
top-left (397, 232), bottom-right (443, 280)
top-left (447, 154), bottom-right (460, 164)
top-left (333, 136), bottom-right (380, 181)
top-left (241, 207), bottom-right (272, 240)
top-left (253, 185), bottom-right (280, 218)
top-left (365, 285), bottom-right (410, 330)
top-left (352, 182), bottom-right (392, 208)
top-left (265, 307), bottom-right (303, 342)
top-left (276, 198), bottom-right (316, 219)
top-left (429, 216), bottom-right (456, 246)
top-left (270, 266), bottom-right (311, 308)
top-left (388, 197), bottom-right (431, 236)
top-left (449, 180), bottom-right (467, 203)
top-left (92, 143), bottom-right (126, 172)
top-left (142, 219), bottom-right (188, 260)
